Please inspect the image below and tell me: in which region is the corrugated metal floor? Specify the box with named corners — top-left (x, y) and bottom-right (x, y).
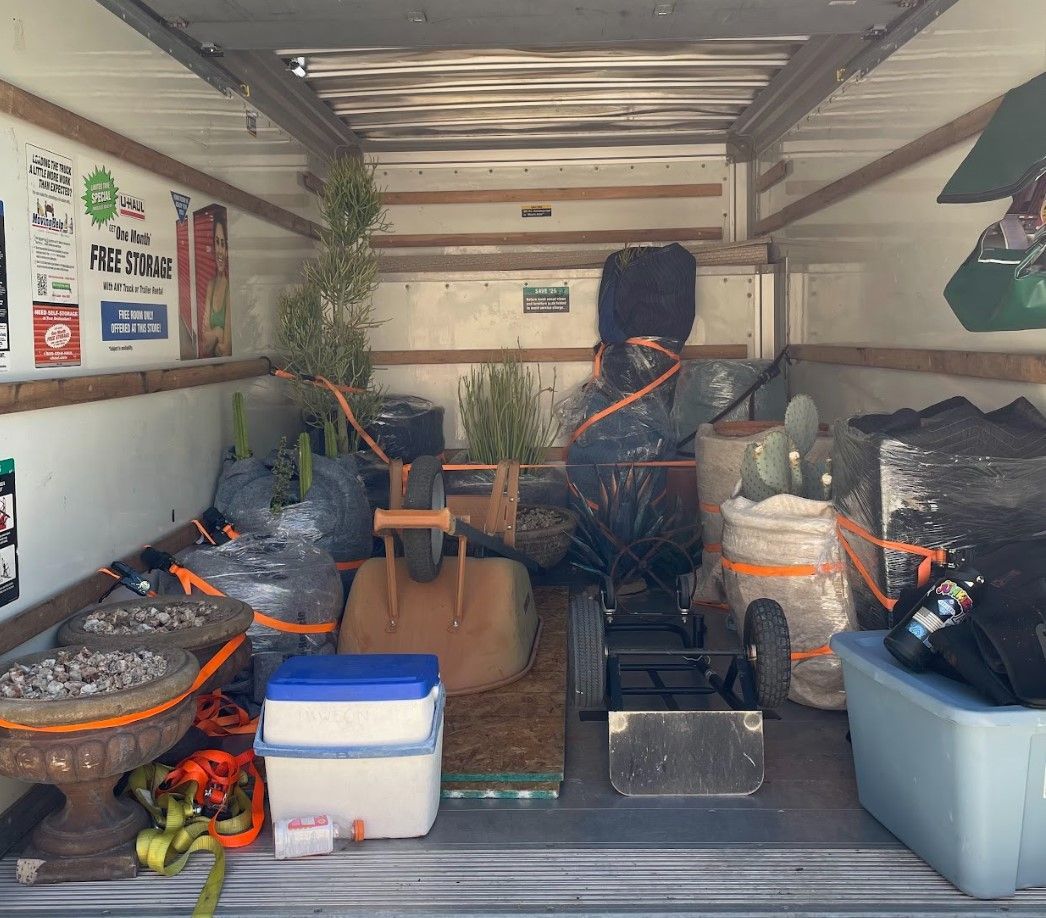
top-left (0, 602), bottom-right (1037, 915)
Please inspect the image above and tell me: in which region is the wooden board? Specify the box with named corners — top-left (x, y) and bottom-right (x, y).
top-left (382, 184), bottom-right (723, 205)
top-left (754, 95), bottom-right (1004, 235)
top-left (373, 227), bottom-right (723, 249)
top-left (754, 160), bottom-right (791, 194)
top-left (378, 239), bottom-right (771, 274)
top-left (0, 357), bottom-right (271, 416)
top-left (0, 79), bottom-right (321, 240)
top-left (373, 345), bottom-right (748, 366)
top-left (440, 586), bottom-right (567, 798)
top-left (789, 343), bottom-right (1046, 385)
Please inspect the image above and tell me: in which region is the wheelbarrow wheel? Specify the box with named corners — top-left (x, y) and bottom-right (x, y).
top-left (744, 598), bottom-right (791, 709)
top-left (402, 455), bottom-right (445, 583)
top-left (570, 594), bottom-right (606, 709)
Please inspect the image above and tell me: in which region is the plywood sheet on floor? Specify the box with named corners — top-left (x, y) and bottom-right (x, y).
top-left (441, 586), bottom-right (567, 798)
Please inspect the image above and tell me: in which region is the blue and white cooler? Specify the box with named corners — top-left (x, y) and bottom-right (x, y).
top-left (255, 653), bottom-right (444, 840)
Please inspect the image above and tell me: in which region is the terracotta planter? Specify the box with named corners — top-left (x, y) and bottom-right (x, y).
top-left (59, 596), bottom-right (253, 693)
top-left (0, 646), bottom-right (198, 879)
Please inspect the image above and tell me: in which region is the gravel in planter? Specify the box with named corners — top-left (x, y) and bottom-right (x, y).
top-left (0, 647), bottom-right (168, 700)
top-left (81, 601), bottom-right (220, 635)
top-left (516, 507), bottom-right (569, 532)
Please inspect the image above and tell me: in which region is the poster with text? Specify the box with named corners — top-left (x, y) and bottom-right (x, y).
top-left (0, 458), bottom-right (18, 609)
top-left (33, 303), bottom-right (81, 366)
top-left (80, 162), bottom-right (180, 364)
top-left (192, 204), bottom-right (231, 358)
top-left (26, 144), bottom-right (78, 306)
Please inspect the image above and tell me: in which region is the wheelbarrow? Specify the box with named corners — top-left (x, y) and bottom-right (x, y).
top-left (570, 537), bottom-right (791, 796)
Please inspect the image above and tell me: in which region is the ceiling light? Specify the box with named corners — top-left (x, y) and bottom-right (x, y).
top-left (287, 56), bottom-right (307, 78)
top-left (653, 3), bottom-right (675, 14)
top-left (406, 10), bottom-right (427, 22)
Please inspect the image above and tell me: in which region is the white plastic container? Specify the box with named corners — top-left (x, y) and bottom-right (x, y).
top-left (255, 654), bottom-right (444, 840)
top-left (833, 631), bottom-right (1046, 898)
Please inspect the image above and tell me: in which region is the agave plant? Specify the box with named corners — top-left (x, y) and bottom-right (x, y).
top-left (568, 466), bottom-right (700, 590)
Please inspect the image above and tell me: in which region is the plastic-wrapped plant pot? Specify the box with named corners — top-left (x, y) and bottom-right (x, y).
top-left (364, 395), bottom-right (445, 462)
top-left (443, 452), bottom-right (570, 508)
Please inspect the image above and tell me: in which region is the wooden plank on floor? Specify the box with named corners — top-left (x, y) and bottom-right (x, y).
top-left (789, 344), bottom-right (1046, 385)
top-left (373, 345), bottom-right (748, 366)
top-left (754, 95), bottom-right (1004, 235)
top-left (372, 227), bottom-right (724, 248)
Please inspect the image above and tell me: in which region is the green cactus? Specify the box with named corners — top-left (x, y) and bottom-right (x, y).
top-left (298, 432), bottom-right (313, 503)
top-left (322, 418), bottom-right (338, 460)
top-left (232, 391), bottom-right (252, 461)
top-left (739, 394), bottom-right (831, 503)
top-left (784, 393), bottom-right (819, 456)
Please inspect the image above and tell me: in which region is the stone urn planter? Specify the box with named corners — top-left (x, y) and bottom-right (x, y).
top-left (59, 596), bottom-right (253, 694)
top-left (0, 645), bottom-right (198, 883)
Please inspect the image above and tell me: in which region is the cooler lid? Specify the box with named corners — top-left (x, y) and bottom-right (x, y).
top-left (266, 654), bottom-right (440, 702)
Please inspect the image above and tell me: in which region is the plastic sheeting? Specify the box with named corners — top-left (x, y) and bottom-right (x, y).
top-left (721, 493), bottom-right (856, 710)
top-left (693, 423), bottom-right (831, 602)
top-left (559, 339), bottom-right (680, 502)
top-left (365, 395), bottom-right (445, 462)
top-left (161, 534), bottom-right (342, 656)
top-left (598, 244), bottom-right (696, 345)
top-left (673, 359), bottom-right (786, 443)
top-left (445, 462), bottom-right (570, 508)
top-left (833, 397), bottom-right (1046, 630)
top-left (215, 451), bottom-right (372, 566)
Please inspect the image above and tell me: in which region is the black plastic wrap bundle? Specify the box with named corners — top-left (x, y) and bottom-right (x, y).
top-left (214, 451), bottom-right (372, 570)
top-left (833, 397), bottom-right (1046, 630)
top-left (364, 395), bottom-right (445, 462)
top-left (559, 339), bottom-right (682, 502)
top-left (672, 358), bottom-right (787, 441)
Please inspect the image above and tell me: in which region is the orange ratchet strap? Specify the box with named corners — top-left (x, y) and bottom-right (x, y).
top-left (195, 691), bottom-right (258, 737)
top-left (569, 339), bottom-right (682, 445)
top-left (159, 748), bottom-right (265, 848)
top-left (272, 368), bottom-right (390, 465)
top-left (0, 633), bottom-right (246, 734)
top-left (721, 557), bottom-right (844, 578)
top-left (835, 515), bottom-right (948, 612)
top-left (791, 644), bottom-right (833, 662)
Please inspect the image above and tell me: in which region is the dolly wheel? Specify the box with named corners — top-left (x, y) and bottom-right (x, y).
top-left (744, 598), bottom-right (791, 710)
top-left (570, 594), bottom-right (607, 709)
top-left (402, 455), bottom-right (446, 583)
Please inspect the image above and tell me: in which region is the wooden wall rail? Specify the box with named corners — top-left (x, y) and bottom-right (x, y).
top-left (754, 160), bottom-right (791, 194)
top-left (790, 344), bottom-right (1046, 386)
top-left (378, 240), bottom-right (770, 274)
top-left (0, 521), bottom-right (202, 657)
top-left (1, 78), bottom-right (321, 240)
top-left (300, 172), bottom-right (723, 205)
top-left (373, 345), bottom-right (748, 366)
top-left (373, 227), bottom-right (724, 249)
top-left (753, 95), bottom-right (1004, 235)
top-left (0, 358), bottom-right (270, 416)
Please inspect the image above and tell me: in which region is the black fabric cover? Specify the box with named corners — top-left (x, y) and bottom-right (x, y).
top-left (598, 243), bottom-right (696, 345)
top-left (364, 394), bottom-right (445, 462)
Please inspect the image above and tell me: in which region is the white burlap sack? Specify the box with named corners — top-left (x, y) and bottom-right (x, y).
top-left (721, 492), bottom-right (856, 710)
top-left (694, 423), bottom-right (829, 602)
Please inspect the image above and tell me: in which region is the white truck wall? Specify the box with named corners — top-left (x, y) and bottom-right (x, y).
top-left (0, 10), bottom-right (311, 634)
top-left (369, 153), bottom-right (766, 445)
top-left (758, 0), bottom-right (1046, 423)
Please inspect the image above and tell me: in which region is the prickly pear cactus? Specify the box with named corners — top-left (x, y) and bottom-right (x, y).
top-left (788, 449), bottom-right (803, 495)
top-left (740, 442), bottom-right (779, 502)
top-left (784, 394), bottom-right (819, 456)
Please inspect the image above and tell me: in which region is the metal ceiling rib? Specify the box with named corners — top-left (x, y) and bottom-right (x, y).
top-left (289, 41), bottom-right (803, 149)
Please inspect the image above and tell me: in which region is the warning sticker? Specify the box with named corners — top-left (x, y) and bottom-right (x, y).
top-left (0, 458), bottom-right (18, 609)
top-left (523, 285), bottom-right (569, 314)
top-left (522, 205), bottom-right (552, 218)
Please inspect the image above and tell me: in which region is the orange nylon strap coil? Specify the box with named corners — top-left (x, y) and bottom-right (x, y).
top-left (0, 633), bottom-right (246, 734)
top-left (195, 691), bottom-right (258, 737)
top-left (170, 562), bottom-right (337, 635)
top-left (160, 748), bottom-right (265, 848)
top-left (835, 515), bottom-right (948, 612)
top-left (721, 557), bottom-right (844, 578)
top-left (569, 338), bottom-right (682, 445)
